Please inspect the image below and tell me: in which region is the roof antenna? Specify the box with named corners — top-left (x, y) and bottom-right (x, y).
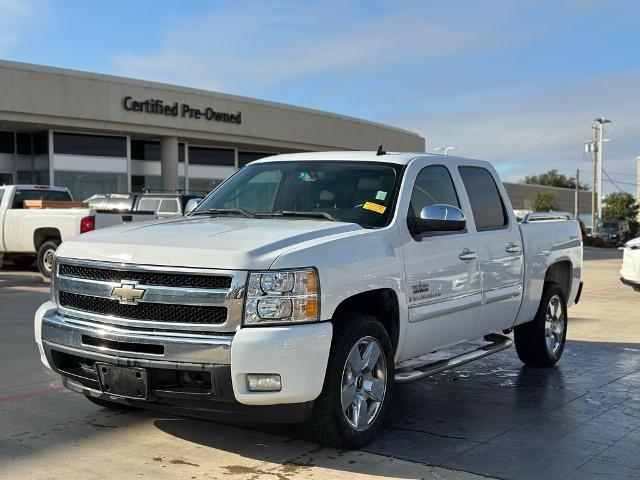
top-left (376, 145), bottom-right (386, 156)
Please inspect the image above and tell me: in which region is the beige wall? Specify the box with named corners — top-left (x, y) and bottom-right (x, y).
top-left (504, 182), bottom-right (593, 215)
top-left (0, 60), bottom-right (425, 152)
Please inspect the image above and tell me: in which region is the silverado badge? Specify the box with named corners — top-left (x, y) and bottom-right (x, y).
top-left (111, 281), bottom-right (145, 305)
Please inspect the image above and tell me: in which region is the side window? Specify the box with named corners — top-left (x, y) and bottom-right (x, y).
top-left (458, 166), bottom-right (508, 231)
top-left (11, 189), bottom-right (72, 209)
top-left (409, 165), bottom-right (460, 217)
top-left (159, 199), bottom-right (180, 214)
top-left (137, 198), bottom-right (161, 213)
top-left (0, 188), bottom-right (5, 207)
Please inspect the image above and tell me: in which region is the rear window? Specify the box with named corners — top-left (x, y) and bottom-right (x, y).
top-left (159, 199), bottom-right (180, 214)
top-left (11, 189), bottom-right (72, 209)
top-left (458, 167), bottom-right (508, 231)
top-left (136, 198), bottom-right (162, 213)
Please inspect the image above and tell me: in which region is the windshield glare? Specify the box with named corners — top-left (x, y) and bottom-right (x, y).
top-left (194, 161), bottom-right (402, 227)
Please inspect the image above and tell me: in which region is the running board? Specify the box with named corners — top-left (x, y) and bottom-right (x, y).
top-left (394, 333), bottom-right (513, 384)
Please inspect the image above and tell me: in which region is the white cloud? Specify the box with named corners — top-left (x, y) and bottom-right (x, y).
top-left (111, 1), bottom-right (530, 93)
top-left (397, 71), bottom-right (640, 192)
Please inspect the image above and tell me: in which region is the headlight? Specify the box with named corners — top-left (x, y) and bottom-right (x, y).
top-left (244, 268), bottom-right (319, 325)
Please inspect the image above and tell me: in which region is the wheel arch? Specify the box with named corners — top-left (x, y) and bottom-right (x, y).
top-left (544, 260), bottom-right (572, 300)
top-left (331, 288), bottom-right (400, 354)
top-left (33, 228), bottom-right (62, 251)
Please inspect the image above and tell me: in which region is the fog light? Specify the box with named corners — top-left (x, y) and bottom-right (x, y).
top-left (246, 374), bottom-right (282, 392)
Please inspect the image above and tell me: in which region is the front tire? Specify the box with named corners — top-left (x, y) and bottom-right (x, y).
top-left (37, 240), bottom-right (60, 278)
top-left (305, 312), bottom-right (394, 448)
top-left (514, 282), bottom-right (567, 367)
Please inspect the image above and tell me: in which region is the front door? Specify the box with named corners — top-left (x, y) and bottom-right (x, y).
top-left (400, 163), bottom-right (482, 359)
top-left (458, 166), bottom-right (524, 336)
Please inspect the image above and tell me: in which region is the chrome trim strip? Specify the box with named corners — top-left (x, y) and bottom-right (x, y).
top-left (409, 292), bottom-right (483, 323)
top-left (42, 311), bottom-right (232, 364)
top-left (483, 283), bottom-right (523, 305)
top-left (58, 276), bottom-right (230, 306)
top-left (55, 258), bottom-right (247, 333)
top-left (409, 290), bottom-right (482, 309)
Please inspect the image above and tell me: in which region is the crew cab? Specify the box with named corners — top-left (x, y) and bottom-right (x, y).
top-left (34, 151), bottom-right (583, 447)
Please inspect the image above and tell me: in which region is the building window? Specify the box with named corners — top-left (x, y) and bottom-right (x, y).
top-left (188, 177), bottom-right (223, 195)
top-left (54, 132), bottom-right (126, 157)
top-left (131, 140), bottom-right (160, 161)
top-left (17, 133), bottom-right (31, 154)
top-left (0, 131), bottom-right (14, 154)
top-left (131, 175), bottom-right (186, 193)
top-left (188, 146), bottom-right (234, 166)
top-left (55, 171), bottom-right (127, 201)
top-left (33, 131), bottom-right (49, 154)
top-left (238, 151), bottom-right (275, 168)
top-left (131, 140), bottom-right (186, 162)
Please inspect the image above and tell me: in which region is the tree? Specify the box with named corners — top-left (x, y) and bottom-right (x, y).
top-left (532, 191), bottom-right (558, 212)
top-left (522, 169), bottom-right (589, 190)
top-left (601, 192), bottom-right (639, 221)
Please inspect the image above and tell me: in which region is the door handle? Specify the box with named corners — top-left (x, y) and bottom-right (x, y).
top-left (506, 243), bottom-right (522, 254)
top-left (459, 249), bottom-right (478, 261)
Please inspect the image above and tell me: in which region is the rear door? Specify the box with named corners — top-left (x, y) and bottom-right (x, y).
top-left (400, 161), bottom-right (482, 359)
top-left (458, 166), bottom-right (524, 336)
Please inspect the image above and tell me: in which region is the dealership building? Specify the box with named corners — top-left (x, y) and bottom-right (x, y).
top-left (0, 60), bottom-right (425, 199)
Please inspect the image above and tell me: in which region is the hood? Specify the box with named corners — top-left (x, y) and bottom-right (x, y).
top-left (56, 216), bottom-right (364, 270)
top-left (627, 236), bottom-right (640, 248)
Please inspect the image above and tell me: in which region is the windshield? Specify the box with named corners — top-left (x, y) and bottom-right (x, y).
top-left (599, 222), bottom-right (618, 232)
top-left (193, 161), bottom-right (403, 227)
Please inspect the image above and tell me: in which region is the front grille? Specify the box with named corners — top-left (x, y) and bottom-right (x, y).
top-left (59, 292), bottom-right (227, 325)
top-left (58, 263), bottom-right (232, 290)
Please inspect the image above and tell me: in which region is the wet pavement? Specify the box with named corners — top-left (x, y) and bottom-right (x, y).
top-left (1, 248), bottom-right (638, 480)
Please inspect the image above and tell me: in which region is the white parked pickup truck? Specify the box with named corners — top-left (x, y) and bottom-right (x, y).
top-left (34, 151), bottom-right (583, 447)
top-left (0, 185), bottom-right (96, 277)
top-left (0, 185), bottom-right (157, 277)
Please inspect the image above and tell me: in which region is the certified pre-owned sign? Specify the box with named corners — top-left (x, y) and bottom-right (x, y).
top-left (123, 96), bottom-right (242, 124)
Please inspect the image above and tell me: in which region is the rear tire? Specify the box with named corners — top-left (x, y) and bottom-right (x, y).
top-left (305, 312), bottom-right (394, 448)
top-left (85, 395), bottom-right (136, 411)
top-left (514, 282), bottom-right (567, 367)
top-left (37, 240), bottom-right (60, 278)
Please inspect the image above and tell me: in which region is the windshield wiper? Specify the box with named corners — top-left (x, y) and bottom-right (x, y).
top-left (262, 210), bottom-right (338, 222)
top-left (196, 208), bottom-right (257, 218)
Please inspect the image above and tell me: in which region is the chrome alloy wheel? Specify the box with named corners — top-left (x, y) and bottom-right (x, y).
top-left (544, 294), bottom-right (565, 355)
top-left (42, 249), bottom-right (55, 273)
top-left (341, 336), bottom-right (387, 432)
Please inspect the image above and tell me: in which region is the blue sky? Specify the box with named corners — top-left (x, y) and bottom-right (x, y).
top-left (2, 0), bottom-right (639, 193)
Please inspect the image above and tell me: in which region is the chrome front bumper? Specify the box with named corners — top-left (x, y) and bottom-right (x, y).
top-left (41, 310), bottom-right (232, 366)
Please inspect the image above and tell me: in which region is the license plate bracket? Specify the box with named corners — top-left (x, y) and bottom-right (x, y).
top-left (96, 363), bottom-right (148, 400)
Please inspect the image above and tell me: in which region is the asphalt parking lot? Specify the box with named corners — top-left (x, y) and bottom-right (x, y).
top-left (1, 247), bottom-right (638, 480)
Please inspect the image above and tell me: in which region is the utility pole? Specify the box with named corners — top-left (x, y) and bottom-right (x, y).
top-left (434, 146), bottom-right (458, 155)
top-left (575, 168), bottom-right (580, 219)
top-left (593, 117), bottom-right (611, 220)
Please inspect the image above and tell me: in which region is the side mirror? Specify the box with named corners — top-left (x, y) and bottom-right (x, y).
top-left (412, 204), bottom-right (466, 233)
top-left (184, 198), bottom-right (203, 215)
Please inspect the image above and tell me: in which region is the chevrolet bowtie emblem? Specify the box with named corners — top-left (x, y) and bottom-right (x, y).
top-left (112, 281), bottom-right (145, 305)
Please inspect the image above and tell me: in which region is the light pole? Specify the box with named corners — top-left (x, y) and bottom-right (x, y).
top-left (434, 146), bottom-right (458, 155)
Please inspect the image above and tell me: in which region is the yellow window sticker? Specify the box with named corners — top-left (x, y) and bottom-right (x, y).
top-left (363, 201), bottom-right (387, 214)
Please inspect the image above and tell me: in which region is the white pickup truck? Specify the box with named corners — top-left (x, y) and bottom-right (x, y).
top-left (0, 185), bottom-right (157, 277)
top-left (34, 151), bottom-right (583, 447)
